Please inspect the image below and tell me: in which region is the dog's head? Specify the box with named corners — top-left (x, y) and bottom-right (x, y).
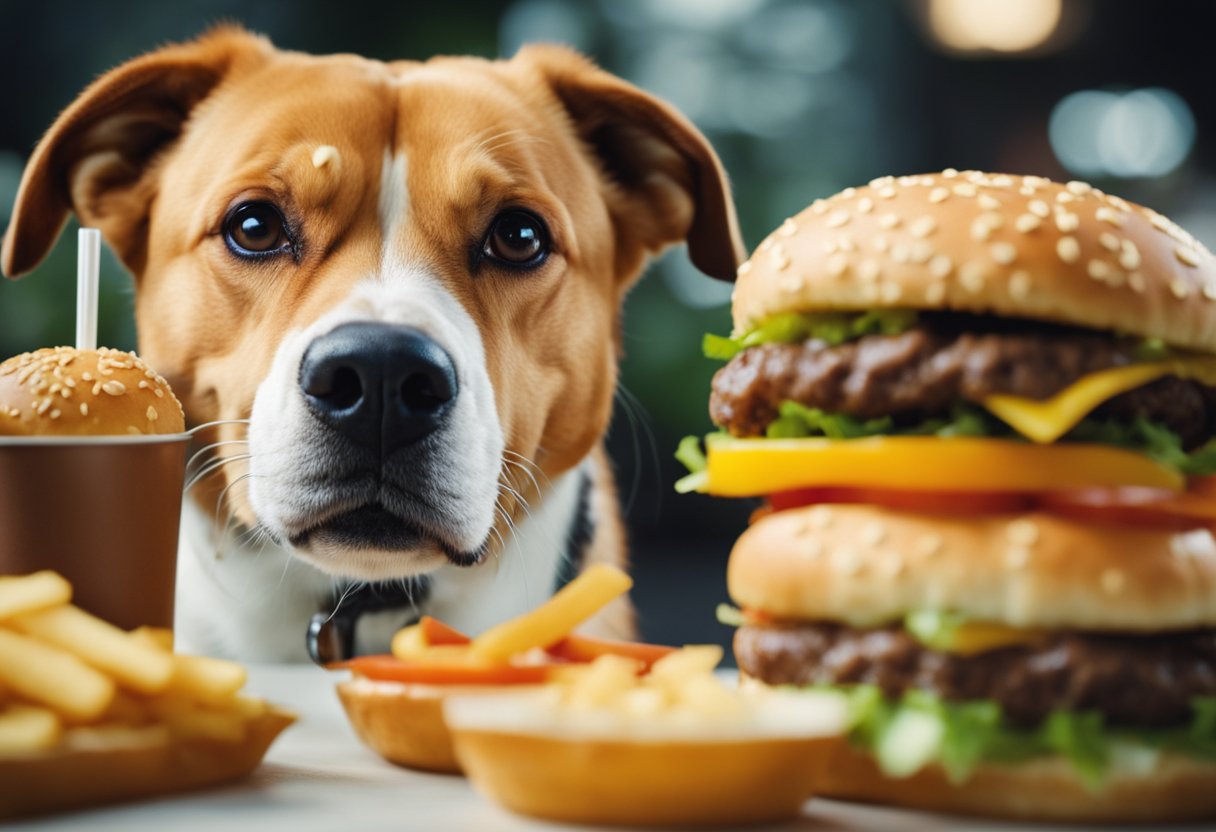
top-left (2, 27), bottom-right (742, 580)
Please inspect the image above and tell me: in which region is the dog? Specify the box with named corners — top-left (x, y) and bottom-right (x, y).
top-left (1, 27), bottom-right (743, 661)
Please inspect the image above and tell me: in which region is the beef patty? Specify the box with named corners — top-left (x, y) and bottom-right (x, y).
top-left (735, 622), bottom-right (1216, 728)
top-left (710, 325), bottom-right (1216, 446)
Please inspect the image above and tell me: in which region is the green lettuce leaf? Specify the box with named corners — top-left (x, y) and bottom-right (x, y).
top-left (702, 310), bottom-right (919, 361)
top-left (765, 401), bottom-right (894, 440)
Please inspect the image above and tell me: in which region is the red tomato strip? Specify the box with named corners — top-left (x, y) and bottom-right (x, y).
top-left (419, 616), bottom-right (471, 646)
top-left (546, 635), bottom-right (676, 670)
top-left (337, 655), bottom-right (553, 685)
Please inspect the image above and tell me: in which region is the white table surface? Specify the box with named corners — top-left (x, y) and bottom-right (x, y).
top-left (5, 665), bottom-right (1191, 832)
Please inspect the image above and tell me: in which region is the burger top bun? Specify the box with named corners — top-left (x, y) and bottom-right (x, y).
top-left (0, 347), bottom-right (185, 437)
top-left (731, 171), bottom-right (1216, 352)
top-left (727, 504), bottom-right (1216, 631)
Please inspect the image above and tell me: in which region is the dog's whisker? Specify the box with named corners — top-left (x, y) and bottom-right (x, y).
top-left (213, 472), bottom-right (256, 549)
top-left (613, 383), bottom-right (662, 521)
top-left (186, 439), bottom-right (250, 475)
top-left (184, 453), bottom-right (253, 493)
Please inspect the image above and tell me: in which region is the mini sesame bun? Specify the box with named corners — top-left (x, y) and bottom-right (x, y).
top-left (732, 171), bottom-right (1216, 352)
top-left (335, 678), bottom-right (462, 774)
top-left (815, 731), bottom-right (1216, 824)
top-left (0, 347), bottom-right (184, 437)
top-left (727, 504), bottom-right (1216, 631)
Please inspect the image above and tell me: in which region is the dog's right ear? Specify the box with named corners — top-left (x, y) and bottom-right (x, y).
top-left (1, 26), bottom-right (271, 279)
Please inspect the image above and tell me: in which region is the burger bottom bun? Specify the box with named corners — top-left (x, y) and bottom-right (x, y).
top-left (820, 741), bottom-right (1216, 824)
top-left (336, 679), bottom-right (460, 774)
top-left (0, 707), bottom-right (294, 820)
top-left (451, 728), bottom-right (839, 827)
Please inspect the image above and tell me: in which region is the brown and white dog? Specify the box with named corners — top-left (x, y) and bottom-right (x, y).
top-left (1, 27), bottom-right (742, 660)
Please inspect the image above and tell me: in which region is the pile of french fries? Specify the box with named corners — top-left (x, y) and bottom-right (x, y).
top-left (0, 571), bottom-right (264, 754)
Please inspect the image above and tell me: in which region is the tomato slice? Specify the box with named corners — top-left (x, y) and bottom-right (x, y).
top-left (419, 616), bottom-right (471, 646)
top-left (706, 435), bottom-right (1184, 496)
top-left (337, 655), bottom-right (555, 685)
top-left (768, 487), bottom-right (1033, 515)
top-left (546, 635), bottom-right (676, 670)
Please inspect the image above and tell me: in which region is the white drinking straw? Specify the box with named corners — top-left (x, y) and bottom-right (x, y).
top-left (76, 228), bottom-right (100, 351)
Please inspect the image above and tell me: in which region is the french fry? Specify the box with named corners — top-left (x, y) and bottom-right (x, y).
top-left (564, 655), bottom-right (640, 710)
top-left (12, 605), bottom-right (173, 694)
top-left (131, 626), bottom-right (174, 652)
top-left (0, 571), bottom-right (72, 620)
top-left (471, 564), bottom-right (632, 661)
top-left (0, 705), bottom-right (61, 753)
top-left (146, 697), bottom-right (247, 743)
top-left (167, 654), bottom-right (247, 705)
top-left (648, 645), bottom-right (724, 685)
top-left (391, 623), bottom-right (428, 660)
top-left (101, 691), bottom-right (153, 726)
top-left (0, 629), bottom-right (115, 721)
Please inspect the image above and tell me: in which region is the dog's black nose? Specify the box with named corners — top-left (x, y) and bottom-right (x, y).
top-left (299, 323), bottom-right (458, 453)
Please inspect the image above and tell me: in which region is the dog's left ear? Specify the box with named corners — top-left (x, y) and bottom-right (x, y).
top-left (519, 45), bottom-right (745, 283)
top-left (2, 26), bottom-right (271, 279)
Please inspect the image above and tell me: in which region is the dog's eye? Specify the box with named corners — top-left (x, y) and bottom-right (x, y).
top-left (483, 210), bottom-right (549, 268)
top-left (224, 202), bottom-right (290, 257)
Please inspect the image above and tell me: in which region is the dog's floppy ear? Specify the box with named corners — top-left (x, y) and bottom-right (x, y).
top-left (1, 26), bottom-right (271, 279)
top-left (520, 45), bottom-right (745, 283)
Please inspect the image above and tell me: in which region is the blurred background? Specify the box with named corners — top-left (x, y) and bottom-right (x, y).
top-left (2, 0), bottom-right (1214, 651)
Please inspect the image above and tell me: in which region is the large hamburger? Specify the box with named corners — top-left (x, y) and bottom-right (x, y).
top-left (684, 171), bottom-right (1216, 822)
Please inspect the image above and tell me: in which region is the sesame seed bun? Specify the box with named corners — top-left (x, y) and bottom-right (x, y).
top-left (0, 347), bottom-right (184, 437)
top-left (726, 504), bottom-right (1216, 631)
top-left (732, 171), bottom-right (1216, 352)
top-left (810, 723), bottom-right (1216, 824)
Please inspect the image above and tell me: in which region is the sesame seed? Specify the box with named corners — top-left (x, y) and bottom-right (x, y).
top-left (960, 261), bottom-right (988, 292)
top-left (856, 197), bottom-right (874, 214)
top-left (1129, 272), bottom-right (1147, 293)
top-left (1056, 191), bottom-right (1076, 203)
top-left (919, 176), bottom-right (935, 187)
top-left (928, 187), bottom-right (950, 203)
top-left (1009, 270), bottom-right (1032, 299)
top-left (990, 242), bottom-right (1017, 265)
top-left (779, 218), bottom-right (798, 237)
top-left (1028, 200), bottom-right (1050, 218)
top-left (910, 241), bottom-right (934, 264)
top-left (879, 282), bottom-right (903, 303)
top-left (101, 380), bottom-right (127, 396)
top-left (826, 210), bottom-right (850, 229)
top-left (1100, 568), bottom-right (1126, 595)
top-left (929, 254), bottom-right (954, 279)
top-left (977, 194), bottom-right (1001, 211)
top-left (1171, 278), bottom-right (1192, 299)
top-left (758, 237), bottom-right (774, 253)
top-left (1055, 212), bottom-right (1080, 233)
top-left (36, 398), bottom-right (51, 416)
top-left (49, 409), bottom-right (60, 420)
top-left (834, 549), bottom-right (862, 575)
top-left (807, 505), bottom-right (834, 529)
top-left (857, 260), bottom-right (881, 283)
top-left (822, 239), bottom-right (839, 255)
top-left (811, 199), bottom-right (828, 215)
top-left (941, 168), bottom-right (959, 178)
top-left (991, 174), bottom-right (1014, 188)
top-left (1095, 206), bottom-right (1124, 227)
top-left (1057, 236), bottom-right (1081, 264)
top-left (1119, 241), bottom-right (1142, 270)
top-left (1097, 232), bottom-right (1119, 252)
top-left (910, 216), bottom-right (937, 238)
top-left (925, 282), bottom-right (947, 303)
top-left (1088, 260), bottom-right (1113, 282)
top-left (780, 274), bottom-right (804, 292)
top-left (146, 406), bottom-right (159, 421)
top-left (878, 213), bottom-right (900, 230)
top-left (838, 235), bottom-right (856, 252)
top-left (81, 372), bottom-right (94, 382)
top-left (862, 521), bottom-right (888, 547)
top-left (1066, 180), bottom-right (1092, 195)
top-left (915, 533), bottom-right (944, 558)
top-left (1177, 246), bottom-right (1201, 267)
top-left (1004, 547), bottom-right (1030, 570)
top-left (842, 187), bottom-right (857, 198)
top-left (1019, 187), bottom-right (1036, 196)
top-left (898, 176), bottom-right (917, 187)
top-left (878, 186), bottom-right (897, 199)
top-left (737, 261), bottom-right (753, 277)
top-left (891, 243), bottom-right (911, 264)
top-left (80, 403), bottom-right (89, 416)
top-left (771, 244), bottom-right (791, 271)
top-left (952, 183), bottom-right (977, 198)
top-left (873, 235), bottom-right (890, 253)
top-left (128, 426), bottom-right (142, 436)
top-left (869, 176), bottom-right (895, 189)
top-left (1015, 214), bottom-right (1041, 233)
top-left (826, 253), bottom-right (849, 277)
top-left (970, 217), bottom-right (995, 241)
top-left (138, 380), bottom-right (150, 389)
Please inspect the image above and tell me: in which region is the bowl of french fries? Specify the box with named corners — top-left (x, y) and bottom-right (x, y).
top-left (0, 570), bottom-right (294, 819)
top-left (443, 646), bottom-right (849, 828)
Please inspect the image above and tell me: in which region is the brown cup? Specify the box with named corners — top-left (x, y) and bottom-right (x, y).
top-left (0, 433), bottom-right (190, 629)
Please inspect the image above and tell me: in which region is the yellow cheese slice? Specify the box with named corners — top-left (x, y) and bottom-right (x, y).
top-left (983, 358), bottom-right (1216, 444)
top-left (947, 621), bottom-right (1049, 656)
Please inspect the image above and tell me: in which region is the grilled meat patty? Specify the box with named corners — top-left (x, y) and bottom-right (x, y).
top-left (735, 622), bottom-right (1216, 728)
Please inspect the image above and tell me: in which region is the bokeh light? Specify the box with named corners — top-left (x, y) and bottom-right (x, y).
top-left (928, 0), bottom-right (1062, 53)
top-left (1049, 88), bottom-right (1196, 179)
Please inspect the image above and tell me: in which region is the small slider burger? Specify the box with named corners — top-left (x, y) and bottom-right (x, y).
top-left (684, 172), bottom-right (1216, 823)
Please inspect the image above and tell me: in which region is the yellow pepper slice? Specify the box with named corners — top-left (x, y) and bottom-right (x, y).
top-left (703, 435), bottom-right (1184, 497)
